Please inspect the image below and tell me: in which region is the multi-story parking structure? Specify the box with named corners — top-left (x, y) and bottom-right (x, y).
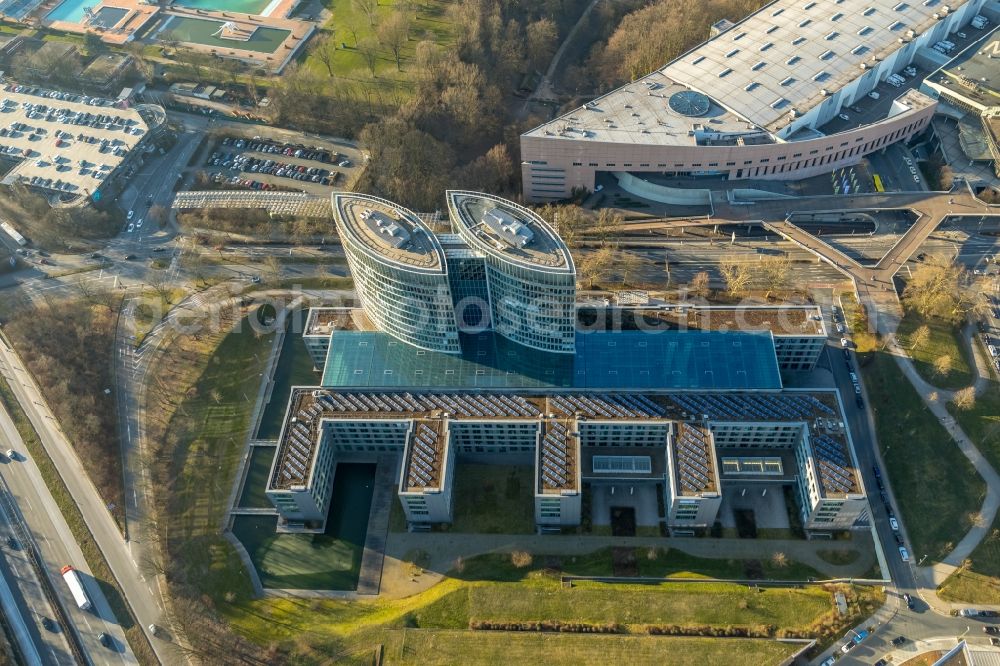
top-left (520, 0), bottom-right (989, 201)
top-left (333, 193), bottom-right (461, 354)
top-left (446, 190), bottom-right (577, 353)
top-left (0, 83), bottom-right (164, 204)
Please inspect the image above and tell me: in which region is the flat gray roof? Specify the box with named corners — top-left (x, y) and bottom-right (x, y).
top-left (934, 25), bottom-right (1000, 106)
top-left (333, 193), bottom-right (445, 272)
top-left (663, 0), bottom-right (972, 132)
top-left (0, 87), bottom-right (148, 197)
top-left (447, 190), bottom-right (574, 272)
top-left (527, 0), bottom-right (973, 142)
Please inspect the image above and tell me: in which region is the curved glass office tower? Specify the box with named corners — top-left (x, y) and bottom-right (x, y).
top-left (333, 193), bottom-right (460, 353)
top-left (447, 190), bottom-right (576, 353)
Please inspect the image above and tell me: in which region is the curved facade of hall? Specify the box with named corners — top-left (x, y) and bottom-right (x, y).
top-left (522, 89), bottom-right (936, 201)
top-left (447, 190), bottom-right (577, 353)
top-left (333, 193), bottom-right (461, 354)
top-left (519, 0), bottom-right (989, 201)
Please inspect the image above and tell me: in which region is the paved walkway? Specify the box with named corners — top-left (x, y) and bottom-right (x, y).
top-left (885, 338), bottom-right (1000, 580)
top-left (377, 531), bottom-right (876, 600)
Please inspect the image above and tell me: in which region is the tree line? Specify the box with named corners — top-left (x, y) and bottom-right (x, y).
top-left (565, 0), bottom-right (769, 91)
top-left (265, 0), bottom-right (589, 211)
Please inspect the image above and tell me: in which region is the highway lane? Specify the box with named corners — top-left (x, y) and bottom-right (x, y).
top-left (0, 337), bottom-right (174, 664)
top-left (0, 401), bottom-right (136, 665)
top-left (0, 489), bottom-right (75, 666)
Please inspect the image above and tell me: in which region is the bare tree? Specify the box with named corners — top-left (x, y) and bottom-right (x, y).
top-left (148, 204), bottom-right (169, 229)
top-left (537, 204), bottom-right (585, 248)
top-left (352, 0), bottom-right (379, 27)
top-left (953, 386), bottom-right (976, 411)
top-left (909, 324), bottom-right (930, 351)
top-left (312, 33), bottom-right (338, 77)
top-left (594, 208), bottom-right (623, 246)
top-left (526, 18), bottom-right (558, 71)
top-left (719, 257), bottom-right (752, 297)
top-left (577, 247), bottom-right (613, 289)
top-left (903, 257), bottom-right (978, 324)
top-left (690, 271), bottom-right (710, 298)
top-left (378, 11), bottom-right (410, 71)
top-left (933, 354), bottom-right (954, 377)
top-left (357, 37), bottom-right (380, 77)
top-left (345, 21), bottom-right (360, 47)
top-left (770, 551), bottom-right (788, 568)
top-left (617, 249), bottom-right (640, 287)
top-left (759, 254), bottom-right (790, 300)
top-left (264, 255), bottom-right (281, 282)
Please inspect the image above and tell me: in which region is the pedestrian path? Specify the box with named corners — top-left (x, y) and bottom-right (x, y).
top-left (377, 530), bottom-right (876, 600)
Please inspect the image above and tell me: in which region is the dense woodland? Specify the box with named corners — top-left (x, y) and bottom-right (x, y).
top-left (268, 0), bottom-right (770, 209)
top-left (4, 299), bottom-right (124, 522)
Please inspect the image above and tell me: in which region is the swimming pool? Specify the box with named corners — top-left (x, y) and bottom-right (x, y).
top-left (92, 5), bottom-right (128, 26)
top-left (157, 16), bottom-right (289, 53)
top-left (46, 0), bottom-right (94, 23)
top-left (171, 0), bottom-right (277, 17)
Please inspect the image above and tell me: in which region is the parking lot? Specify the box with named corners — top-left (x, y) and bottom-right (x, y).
top-left (0, 85), bottom-right (151, 199)
top-left (196, 132), bottom-right (364, 196)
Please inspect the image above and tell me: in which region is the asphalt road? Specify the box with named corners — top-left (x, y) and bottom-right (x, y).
top-left (0, 336), bottom-right (175, 664)
top-left (0, 399), bottom-right (135, 665)
top-left (0, 485), bottom-right (74, 665)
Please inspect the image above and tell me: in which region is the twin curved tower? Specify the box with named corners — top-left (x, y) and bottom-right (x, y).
top-left (333, 191), bottom-right (577, 355)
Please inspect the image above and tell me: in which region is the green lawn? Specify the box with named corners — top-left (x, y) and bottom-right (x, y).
top-left (378, 631), bottom-right (803, 666)
top-left (449, 464), bottom-right (535, 534)
top-left (467, 580), bottom-right (830, 628)
top-left (166, 317), bottom-right (275, 604)
top-left (896, 309), bottom-right (974, 390)
top-left (237, 445), bottom-right (277, 508)
top-left (452, 548), bottom-right (822, 584)
top-left (938, 380), bottom-right (1000, 603)
top-left (256, 309), bottom-right (321, 440)
top-left (302, 0), bottom-right (456, 99)
top-left (232, 463), bottom-right (375, 590)
top-left (861, 352), bottom-right (985, 562)
top-left (222, 545), bottom-right (880, 659)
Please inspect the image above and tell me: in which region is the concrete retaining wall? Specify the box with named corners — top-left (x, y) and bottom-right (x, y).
top-left (614, 172), bottom-right (711, 205)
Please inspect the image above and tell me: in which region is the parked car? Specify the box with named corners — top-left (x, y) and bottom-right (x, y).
top-left (889, 517), bottom-right (899, 531)
top-left (903, 593), bottom-right (914, 609)
top-left (983, 625), bottom-right (1000, 634)
top-left (892, 636), bottom-right (907, 646)
top-left (841, 337), bottom-right (849, 347)
top-left (899, 546), bottom-right (910, 562)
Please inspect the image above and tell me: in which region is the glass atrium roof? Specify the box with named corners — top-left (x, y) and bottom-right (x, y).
top-left (321, 329), bottom-right (782, 391)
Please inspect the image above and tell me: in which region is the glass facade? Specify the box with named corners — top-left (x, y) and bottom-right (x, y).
top-left (335, 196), bottom-right (461, 354)
top-left (447, 191), bottom-right (577, 354)
top-left (322, 329), bottom-right (783, 391)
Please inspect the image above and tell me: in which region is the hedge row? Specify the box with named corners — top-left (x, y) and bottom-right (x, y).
top-left (469, 620), bottom-right (625, 634)
top-left (646, 624), bottom-right (777, 638)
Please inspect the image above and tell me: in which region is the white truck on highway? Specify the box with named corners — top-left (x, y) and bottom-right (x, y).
top-left (60, 565), bottom-right (92, 611)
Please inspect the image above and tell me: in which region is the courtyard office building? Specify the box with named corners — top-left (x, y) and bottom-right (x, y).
top-left (266, 190), bottom-right (866, 536)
